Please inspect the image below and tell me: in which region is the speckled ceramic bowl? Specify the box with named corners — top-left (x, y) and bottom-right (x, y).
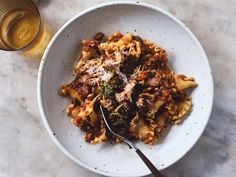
top-left (37, 1), bottom-right (214, 177)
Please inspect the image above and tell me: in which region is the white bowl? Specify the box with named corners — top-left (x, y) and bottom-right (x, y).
top-left (37, 2), bottom-right (214, 177)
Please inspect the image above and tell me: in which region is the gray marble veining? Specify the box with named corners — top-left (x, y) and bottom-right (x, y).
top-left (0, 0), bottom-right (235, 177)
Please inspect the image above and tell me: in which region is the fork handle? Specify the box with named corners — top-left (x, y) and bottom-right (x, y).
top-left (136, 149), bottom-right (164, 177)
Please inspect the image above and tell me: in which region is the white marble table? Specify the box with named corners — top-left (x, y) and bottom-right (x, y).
top-left (0, 0), bottom-right (235, 176)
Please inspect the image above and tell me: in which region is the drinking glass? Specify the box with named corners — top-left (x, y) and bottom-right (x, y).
top-left (0, 0), bottom-right (51, 59)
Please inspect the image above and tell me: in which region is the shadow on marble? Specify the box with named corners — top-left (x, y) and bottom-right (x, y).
top-left (35, 0), bottom-right (51, 8)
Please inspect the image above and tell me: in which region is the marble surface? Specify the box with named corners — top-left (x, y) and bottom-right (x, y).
top-left (0, 0), bottom-right (235, 177)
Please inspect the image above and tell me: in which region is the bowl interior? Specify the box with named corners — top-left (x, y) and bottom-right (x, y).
top-left (38, 2), bottom-right (213, 177)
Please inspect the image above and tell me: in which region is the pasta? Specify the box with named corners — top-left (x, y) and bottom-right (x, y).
top-left (59, 32), bottom-right (197, 145)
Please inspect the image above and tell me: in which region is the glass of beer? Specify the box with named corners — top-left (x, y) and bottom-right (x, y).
top-left (0, 0), bottom-right (52, 59)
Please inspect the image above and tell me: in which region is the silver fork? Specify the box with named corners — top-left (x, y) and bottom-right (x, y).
top-left (99, 106), bottom-right (164, 177)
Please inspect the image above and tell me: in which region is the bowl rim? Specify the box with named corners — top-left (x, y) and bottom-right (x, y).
top-left (37, 1), bottom-right (214, 177)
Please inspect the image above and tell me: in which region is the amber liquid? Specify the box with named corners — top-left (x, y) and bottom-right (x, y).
top-left (0, 9), bottom-right (52, 59)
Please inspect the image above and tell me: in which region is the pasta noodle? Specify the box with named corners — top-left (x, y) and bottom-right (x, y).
top-left (59, 32), bottom-right (197, 145)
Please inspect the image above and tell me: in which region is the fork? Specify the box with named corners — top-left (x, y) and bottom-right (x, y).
top-left (99, 106), bottom-right (164, 177)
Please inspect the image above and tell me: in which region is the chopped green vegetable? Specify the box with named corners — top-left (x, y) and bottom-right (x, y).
top-left (103, 83), bottom-right (114, 98)
top-left (99, 81), bottom-right (114, 98)
top-left (98, 72), bottom-right (125, 98)
top-left (109, 104), bottom-right (129, 127)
